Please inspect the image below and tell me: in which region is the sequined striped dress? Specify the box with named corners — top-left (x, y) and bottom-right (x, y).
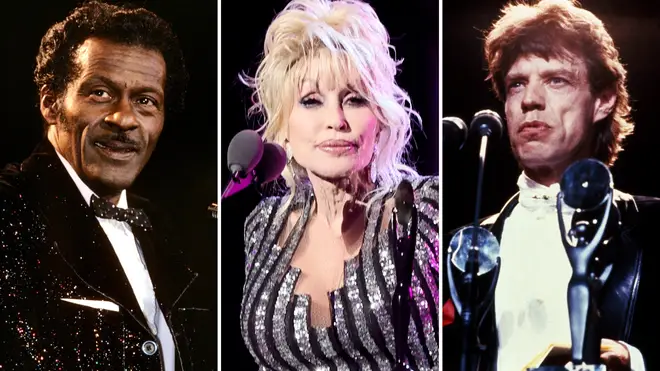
top-left (240, 176), bottom-right (439, 370)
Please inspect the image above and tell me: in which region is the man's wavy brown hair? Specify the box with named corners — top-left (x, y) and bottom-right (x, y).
top-left (484, 0), bottom-right (633, 166)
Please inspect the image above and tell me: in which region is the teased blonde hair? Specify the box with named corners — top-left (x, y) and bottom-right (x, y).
top-left (240, 0), bottom-right (420, 206)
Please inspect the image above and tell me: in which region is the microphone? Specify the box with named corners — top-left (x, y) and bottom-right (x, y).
top-left (467, 109), bottom-right (503, 263)
top-left (466, 109), bottom-right (503, 232)
top-left (555, 159), bottom-right (619, 368)
top-left (254, 142), bottom-right (287, 184)
top-left (443, 117), bottom-right (468, 151)
top-left (390, 179), bottom-right (417, 371)
top-left (221, 141), bottom-right (287, 200)
top-left (221, 130), bottom-right (264, 199)
top-left (469, 109), bottom-right (503, 139)
top-left (227, 130), bottom-right (264, 178)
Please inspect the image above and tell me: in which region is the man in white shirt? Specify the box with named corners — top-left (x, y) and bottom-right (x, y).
top-left (0, 1), bottom-right (210, 370)
top-left (443, 1), bottom-right (660, 370)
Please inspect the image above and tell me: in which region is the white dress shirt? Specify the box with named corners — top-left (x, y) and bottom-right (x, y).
top-left (494, 173), bottom-right (645, 371)
top-left (56, 152), bottom-right (175, 371)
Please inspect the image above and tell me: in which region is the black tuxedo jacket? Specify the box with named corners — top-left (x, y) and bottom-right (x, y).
top-left (443, 191), bottom-right (660, 370)
top-left (0, 140), bottom-right (213, 370)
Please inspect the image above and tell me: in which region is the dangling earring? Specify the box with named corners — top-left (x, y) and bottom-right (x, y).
top-left (285, 142), bottom-right (293, 164)
top-left (285, 141), bottom-right (298, 181)
top-left (370, 145), bottom-right (379, 184)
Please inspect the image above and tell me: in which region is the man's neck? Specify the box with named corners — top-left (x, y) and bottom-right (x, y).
top-left (53, 149), bottom-right (125, 207)
top-left (522, 161), bottom-right (572, 187)
top-left (48, 133), bottom-right (124, 206)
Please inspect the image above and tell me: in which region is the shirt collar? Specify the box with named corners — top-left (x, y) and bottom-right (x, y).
top-left (516, 172), bottom-right (573, 214)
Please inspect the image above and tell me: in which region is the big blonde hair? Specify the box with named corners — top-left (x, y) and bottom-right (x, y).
top-left (240, 0), bottom-right (420, 207)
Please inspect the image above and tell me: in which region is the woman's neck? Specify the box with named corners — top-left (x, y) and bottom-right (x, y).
top-left (307, 172), bottom-right (372, 235)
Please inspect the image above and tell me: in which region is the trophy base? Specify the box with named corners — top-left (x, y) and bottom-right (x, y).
top-left (527, 365), bottom-right (606, 371)
top-left (523, 343), bottom-right (608, 371)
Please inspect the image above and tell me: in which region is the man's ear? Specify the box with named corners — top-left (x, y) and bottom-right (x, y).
top-left (40, 85), bottom-right (60, 126)
top-left (593, 89), bottom-right (617, 123)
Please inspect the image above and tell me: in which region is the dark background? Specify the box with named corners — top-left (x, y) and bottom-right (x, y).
top-left (220, 0), bottom-right (439, 368)
top-left (443, 0), bottom-right (660, 232)
top-left (1, 0), bottom-right (218, 365)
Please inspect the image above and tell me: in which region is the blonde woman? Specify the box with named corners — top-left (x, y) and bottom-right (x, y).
top-left (240, 0), bottom-right (439, 369)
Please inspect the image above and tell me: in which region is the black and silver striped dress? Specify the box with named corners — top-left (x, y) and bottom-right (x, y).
top-left (241, 176), bottom-right (439, 370)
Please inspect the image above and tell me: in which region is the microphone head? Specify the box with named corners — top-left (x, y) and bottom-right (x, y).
top-left (227, 130), bottom-right (264, 176)
top-left (469, 109), bottom-right (503, 139)
top-left (394, 179), bottom-right (415, 226)
top-left (255, 142), bottom-right (287, 183)
top-left (560, 158), bottom-right (613, 210)
top-left (443, 117), bottom-right (468, 151)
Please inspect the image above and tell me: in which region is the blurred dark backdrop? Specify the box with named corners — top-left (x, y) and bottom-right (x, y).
top-left (220, 0), bottom-right (439, 368)
top-left (443, 0), bottom-right (660, 232)
top-left (1, 0), bottom-right (218, 365)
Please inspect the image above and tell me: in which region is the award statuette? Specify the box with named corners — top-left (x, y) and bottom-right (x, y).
top-left (527, 159), bottom-right (618, 371)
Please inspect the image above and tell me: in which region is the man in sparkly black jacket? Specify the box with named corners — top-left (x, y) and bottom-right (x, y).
top-left (0, 2), bottom-right (211, 370)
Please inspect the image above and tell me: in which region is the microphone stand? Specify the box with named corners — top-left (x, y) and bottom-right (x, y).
top-left (458, 131), bottom-right (491, 371)
top-left (391, 203), bottom-right (418, 371)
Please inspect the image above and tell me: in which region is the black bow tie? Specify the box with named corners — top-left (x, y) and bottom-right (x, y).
top-left (91, 194), bottom-right (152, 231)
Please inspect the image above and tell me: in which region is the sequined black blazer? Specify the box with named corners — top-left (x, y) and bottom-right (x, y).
top-left (0, 140), bottom-right (213, 370)
top-left (240, 176), bottom-right (440, 371)
top-left (443, 192), bottom-right (660, 371)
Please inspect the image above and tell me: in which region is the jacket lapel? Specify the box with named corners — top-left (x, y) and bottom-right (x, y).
top-left (129, 195), bottom-right (201, 371)
top-left (485, 193), bottom-right (520, 242)
top-left (127, 194), bottom-right (198, 318)
top-left (19, 140), bottom-right (149, 329)
top-left (597, 194), bottom-right (643, 341)
top-left (474, 193), bottom-right (519, 371)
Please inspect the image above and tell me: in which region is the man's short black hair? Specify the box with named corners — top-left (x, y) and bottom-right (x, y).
top-left (34, 0), bottom-right (188, 114)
